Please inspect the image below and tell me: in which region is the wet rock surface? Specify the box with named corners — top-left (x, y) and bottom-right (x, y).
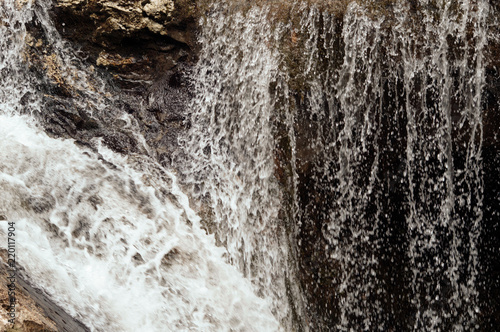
top-left (21, 0), bottom-right (197, 169)
top-left (15, 0), bottom-right (500, 330)
top-left (50, 0), bottom-right (199, 89)
top-left (0, 251), bottom-right (89, 332)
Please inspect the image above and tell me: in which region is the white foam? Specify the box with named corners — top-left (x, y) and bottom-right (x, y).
top-left (0, 114), bottom-right (279, 331)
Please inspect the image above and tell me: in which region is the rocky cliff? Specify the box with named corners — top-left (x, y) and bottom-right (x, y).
top-left (12, 0), bottom-right (500, 330)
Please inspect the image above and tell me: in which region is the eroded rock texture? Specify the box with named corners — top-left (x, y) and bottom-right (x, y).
top-left (0, 265), bottom-right (57, 332)
top-left (0, 250), bottom-right (89, 332)
top-left (51, 0), bottom-right (199, 87)
top-left (13, 0), bottom-right (500, 330)
top-left (18, 0), bottom-right (200, 169)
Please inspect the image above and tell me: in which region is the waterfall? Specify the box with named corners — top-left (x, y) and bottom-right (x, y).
top-left (291, 0), bottom-right (489, 330)
top-left (289, 1), bottom-right (489, 330)
top-left (396, 1), bottom-right (488, 330)
top-left (0, 0), bottom-right (279, 331)
top-left (182, 0), bottom-right (492, 330)
top-left (179, 3), bottom-right (303, 329)
top-left (1, 0), bottom-right (496, 330)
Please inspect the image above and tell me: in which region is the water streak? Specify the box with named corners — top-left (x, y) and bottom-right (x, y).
top-left (0, 1), bottom-right (279, 331)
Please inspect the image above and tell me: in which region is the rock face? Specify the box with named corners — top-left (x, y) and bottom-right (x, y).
top-left (19, 0), bottom-right (199, 169)
top-left (15, 0), bottom-right (500, 330)
top-left (0, 251), bottom-right (89, 332)
top-left (0, 265), bottom-right (57, 332)
top-left (51, 0), bottom-right (200, 89)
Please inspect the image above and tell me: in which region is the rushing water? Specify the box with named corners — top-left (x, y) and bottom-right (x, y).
top-left (1, 0), bottom-right (497, 331)
top-left (0, 1), bottom-right (278, 331)
top-left (178, 4), bottom-right (305, 330)
top-left (182, 0), bottom-right (493, 330)
top-left (397, 2), bottom-right (487, 330)
top-left (295, 1), bottom-right (489, 330)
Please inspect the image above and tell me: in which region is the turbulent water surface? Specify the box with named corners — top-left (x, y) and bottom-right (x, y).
top-left (1, 0), bottom-right (498, 331)
top-left (0, 1), bottom-right (278, 331)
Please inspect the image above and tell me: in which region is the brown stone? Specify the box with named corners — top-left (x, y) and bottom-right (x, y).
top-left (0, 267), bottom-right (57, 332)
top-left (50, 0), bottom-right (200, 86)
